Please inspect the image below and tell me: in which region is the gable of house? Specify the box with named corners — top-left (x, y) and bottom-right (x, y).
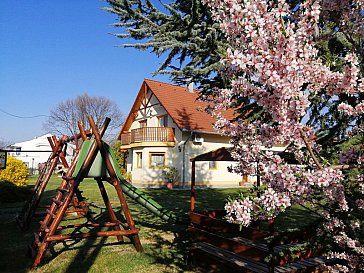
top-left (118, 79), bottom-right (245, 187)
top-left (119, 79), bottom-right (235, 138)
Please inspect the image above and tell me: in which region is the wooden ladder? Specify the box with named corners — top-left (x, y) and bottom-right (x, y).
top-left (16, 135), bottom-right (85, 231)
top-left (29, 117), bottom-right (143, 268)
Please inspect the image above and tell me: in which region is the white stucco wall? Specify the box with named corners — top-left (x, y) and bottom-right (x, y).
top-left (131, 92), bottom-right (171, 129)
top-left (125, 88), bottom-right (247, 187)
top-left (182, 132), bottom-right (243, 187)
top-left (9, 134), bottom-right (53, 171)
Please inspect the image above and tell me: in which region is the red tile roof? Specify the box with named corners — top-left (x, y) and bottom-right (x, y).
top-left (119, 79), bottom-right (235, 137)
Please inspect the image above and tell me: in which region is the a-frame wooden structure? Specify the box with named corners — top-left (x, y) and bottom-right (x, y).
top-left (30, 116), bottom-right (143, 268)
top-left (16, 133), bottom-right (87, 231)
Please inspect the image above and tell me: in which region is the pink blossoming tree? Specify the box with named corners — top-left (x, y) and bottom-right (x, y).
top-left (202, 0), bottom-right (364, 271)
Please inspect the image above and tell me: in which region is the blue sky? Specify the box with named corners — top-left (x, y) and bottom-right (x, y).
top-left (0, 0), bottom-right (170, 144)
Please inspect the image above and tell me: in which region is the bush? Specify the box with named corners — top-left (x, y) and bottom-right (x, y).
top-left (111, 141), bottom-right (127, 174)
top-left (124, 171), bottom-right (132, 182)
top-left (162, 166), bottom-right (179, 183)
top-left (0, 156), bottom-right (29, 186)
top-left (0, 180), bottom-right (31, 203)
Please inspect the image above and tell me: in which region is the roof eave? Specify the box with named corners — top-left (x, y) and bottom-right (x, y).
top-left (118, 80), bottom-right (148, 140)
top-left (181, 128), bottom-right (225, 136)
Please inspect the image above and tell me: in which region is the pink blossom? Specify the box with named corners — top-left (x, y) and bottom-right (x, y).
top-left (203, 0), bottom-right (364, 270)
top-left (338, 103), bottom-right (356, 116)
top-left (355, 102), bottom-right (364, 114)
top-left (356, 199), bottom-right (364, 210)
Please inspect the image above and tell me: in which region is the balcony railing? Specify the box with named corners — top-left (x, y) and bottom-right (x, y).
top-left (120, 127), bottom-right (175, 146)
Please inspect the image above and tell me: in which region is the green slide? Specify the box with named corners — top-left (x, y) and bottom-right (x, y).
top-left (73, 140), bottom-right (188, 224)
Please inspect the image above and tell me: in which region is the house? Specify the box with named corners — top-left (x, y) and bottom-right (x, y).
top-left (118, 79), bottom-right (244, 187)
top-left (8, 134), bottom-right (74, 174)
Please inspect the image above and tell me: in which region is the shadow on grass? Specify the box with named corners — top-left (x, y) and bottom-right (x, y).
top-left (0, 175), bottom-right (257, 273)
top-left (140, 225), bottom-right (191, 273)
top-left (56, 236), bottom-right (108, 273)
top-left (0, 183), bottom-right (56, 273)
top-left (121, 187), bottom-right (243, 273)
top-left (0, 178), bottom-right (137, 273)
top-left (274, 204), bottom-right (320, 232)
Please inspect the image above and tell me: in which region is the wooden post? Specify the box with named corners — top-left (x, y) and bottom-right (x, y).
top-left (78, 121), bottom-right (88, 141)
top-left (190, 161), bottom-right (196, 212)
top-left (239, 175), bottom-right (248, 187)
top-left (95, 178), bottom-right (124, 242)
top-left (88, 116), bottom-right (143, 252)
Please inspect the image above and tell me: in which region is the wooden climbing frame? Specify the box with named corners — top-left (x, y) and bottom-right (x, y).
top-left (29, 116), bottom-right (143, 268)
top-left (16, 132), bottom-right (90, 231)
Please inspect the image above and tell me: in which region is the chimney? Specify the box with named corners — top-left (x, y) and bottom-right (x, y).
top-left (187, 81), bottom-right (194, 93)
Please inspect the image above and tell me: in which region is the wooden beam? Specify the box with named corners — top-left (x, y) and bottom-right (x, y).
top-left (46, 229), bottom-right (139, 242)
top-left (191, 161), bottom-right (196, 212)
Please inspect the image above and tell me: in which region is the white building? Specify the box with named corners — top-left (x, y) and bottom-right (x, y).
top-left (8, 134), bottom-right (75, 174)
top-left (118, 79), bottom-right (243, 187)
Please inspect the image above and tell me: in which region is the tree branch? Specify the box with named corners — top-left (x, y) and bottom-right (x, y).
top-left (300, 128), bottom-right (323, 170)
top-left (328, 164), bottom-right (363, 170)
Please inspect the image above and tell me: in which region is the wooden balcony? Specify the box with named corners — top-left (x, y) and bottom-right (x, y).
top-left (120, 127), bottom-right (175, 148)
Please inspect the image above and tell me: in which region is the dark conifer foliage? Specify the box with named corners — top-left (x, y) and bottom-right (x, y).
top-left (104, 0), bottom-right (363, 147)
top-left (104, 0), bottom-right (227, 91)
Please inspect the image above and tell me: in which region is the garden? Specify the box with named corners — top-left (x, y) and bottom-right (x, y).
top-left (1, 0), bottom-right (363, 272)
top-left (0, 173), bottom-right (318, 273)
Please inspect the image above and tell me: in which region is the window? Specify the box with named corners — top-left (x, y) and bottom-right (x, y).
top-left (139, 120), bottom-right (147, 128)
top-left (136, 152), bottom-right (142, 168)
top-left (149, 152), bottom-right (165, 168)
top-left (158, 115), bottom-right (168, 127)
top-left (209, 161), bottom-right (217, 170)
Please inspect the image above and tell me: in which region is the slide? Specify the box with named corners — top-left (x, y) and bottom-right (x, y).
top-left (118, 178), bottom-right (188, 224)
top-left (74, 140), bottom-right (188, 224)
top-left (108, 145), bottom-right (189, 224)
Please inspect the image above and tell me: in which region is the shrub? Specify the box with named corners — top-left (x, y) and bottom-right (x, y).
top-left (111, 141), bottom-right (127, 174)
top-left (162, 166), bottom-right (179, 183)
top-left (0, 156), bottom-right (29, 186)
top-left (124, 171), bottom-right (132, 182)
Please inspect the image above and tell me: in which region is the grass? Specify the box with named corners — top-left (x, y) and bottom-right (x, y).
top-left (0, 175), bottom-right (318, 273)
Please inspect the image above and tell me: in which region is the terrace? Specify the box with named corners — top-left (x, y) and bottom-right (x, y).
top-left (120, 127), bottom-right (175, 148)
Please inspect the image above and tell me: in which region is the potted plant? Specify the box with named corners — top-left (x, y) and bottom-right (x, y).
top-left (162, 166), bottom-right (179, 190)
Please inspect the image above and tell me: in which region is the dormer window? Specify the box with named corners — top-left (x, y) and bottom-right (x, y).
top-left (158, 115), bottom-right (168, 127)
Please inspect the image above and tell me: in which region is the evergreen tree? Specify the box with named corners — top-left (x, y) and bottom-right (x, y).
top-left (104, 0), bottom-right (363, 147)
top-left (103, 0), bottom-right (227, 91)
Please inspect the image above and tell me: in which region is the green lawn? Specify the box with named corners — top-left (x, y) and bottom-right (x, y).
top-left (0, 175), bottom-right (317, 273)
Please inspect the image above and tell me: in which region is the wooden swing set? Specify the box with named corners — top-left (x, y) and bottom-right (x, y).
top-left (19, 116), bottom-right (142, 268)
top-left (16, 132), bottom-right (90, 231)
